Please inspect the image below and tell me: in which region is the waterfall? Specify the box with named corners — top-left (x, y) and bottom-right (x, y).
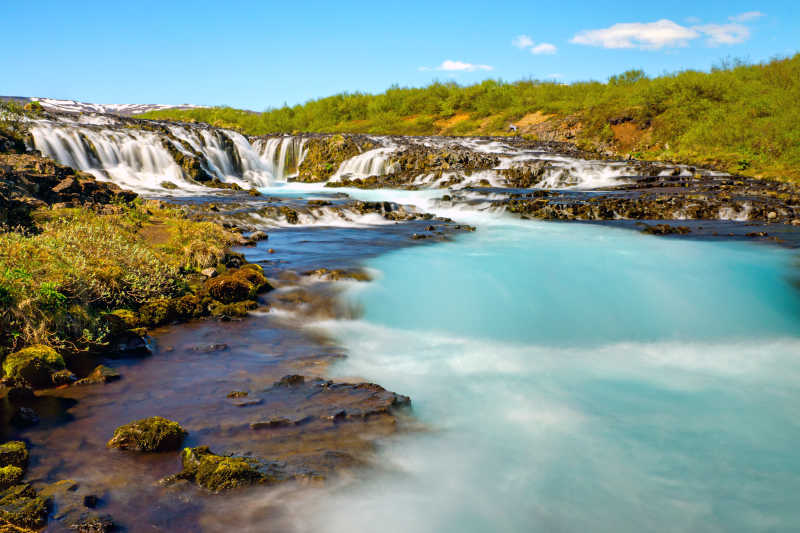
top-left (254, 136), bottom-right (308, 181)
top-left (31, 124), bottom-right (195, 192)
top-left (29, 118), bottom-right (309, 193)
top-left (329, 146), bottom-right (396, 181)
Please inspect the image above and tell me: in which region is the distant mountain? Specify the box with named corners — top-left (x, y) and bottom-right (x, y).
top-left (0, 96), bottom-right (205, 116)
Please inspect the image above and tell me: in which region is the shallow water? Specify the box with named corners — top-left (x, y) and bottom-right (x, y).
top-left (292, 215), bottom-right (800, 532)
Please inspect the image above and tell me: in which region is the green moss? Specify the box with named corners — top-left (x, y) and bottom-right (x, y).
top-left (0, 442), bottom-right (27, 470)
top-left (2, 345), bottom-right (66, 388)
top-left (0, 484), bottom-right (48, 529)
top-left (104, 309), bottom-right (139, 332)
top-left (137, 298), bottom-right (174, 327)
top-left (209, 300), bottom-right (257, 318)
top-left (173, 446), bottom-right (281, 492)
top-left (0, 467), bottom-right (23, 491)
top-left (107, 416), bottom-right (187, 452)
top-left (203, 267), bottom-right (272, 304)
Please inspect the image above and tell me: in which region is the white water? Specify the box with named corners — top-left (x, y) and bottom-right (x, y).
top-left (31, 119), bottom-right (310, 192)
top-left (31, 117), bottom-right (683, 193)
top-left (254, 136), bottom-right (308, 180)
top-left (330, 145), bottom-right (396, 181)
top-left (279, 200), bottom-right (800, 533)
top-left (30, 124), bottom-right (200, 192)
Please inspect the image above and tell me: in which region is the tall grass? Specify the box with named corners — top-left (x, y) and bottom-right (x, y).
top-left (0, 202), bottom-right (235, 352)
top-left (138, 54), bottom-right (800, 181)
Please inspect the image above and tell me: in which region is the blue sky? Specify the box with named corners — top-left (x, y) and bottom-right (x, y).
top-left (2, 0), bottom-right (796, 109)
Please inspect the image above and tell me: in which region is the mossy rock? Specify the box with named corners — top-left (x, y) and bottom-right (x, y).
top-left (209, 300), bottom-right (257, 319)
top-left (0, 443), bottom-right (27, 470)
top-left (0, 484), bottom-right (48, 530)
top-left (74, 365), bottom-right (121, 386)
top-left (160, 181), bottom-right (179, 190)
top-left (137, 294), bottom-right (207, 328)
top-left (137, 299), bottom-right (175, 327)
top-left (167, 446), bottom-right (284, 493)
top-left (170, 294), bottom-right (204, 319)
top-left (0, 468), bottom-right (23, 491)
top-left (104, 309), bottom-right (139, 332)
top-left (203, 268), bottom-right (272, 304)
top-left (107, 416), bottom-right (186, 452)
top-left (2, 345), bottom-right (66, 389)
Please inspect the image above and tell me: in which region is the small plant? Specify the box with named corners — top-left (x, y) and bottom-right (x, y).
top-left (38, 282), bottom-right (67, 310)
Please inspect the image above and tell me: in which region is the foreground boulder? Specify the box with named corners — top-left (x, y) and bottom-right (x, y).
top-left (203, 265), bottom-right (272, 304)
top-left (107, 416), bottom-right (186, 452)
top-left (162, 446), bottom-right (284, 493)
top-left (1, 345), bottom-right (66, 388)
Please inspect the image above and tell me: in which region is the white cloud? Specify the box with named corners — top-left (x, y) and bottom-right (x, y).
top-left (512, 35), bottom-right (534, 49)
top-left (421, 60), bottom-right (493, 72)
top-left (694, 23), bottom-right (750, 46)
top-left (729, 11), bottom-right (764, 22)
top-left (685, 16), bottom-right (701, 24)
top-left (571, 19), bottom-right (699, 49)
top-left (571, 16), bottom-right (758, 50)
top-left (531, 43), bottom-right (557, 55)
top-left (546, 73), bottom-right (564, 79)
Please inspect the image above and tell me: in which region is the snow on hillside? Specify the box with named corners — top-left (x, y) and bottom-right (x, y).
top-left (2, 96), bottom-right (205, 116)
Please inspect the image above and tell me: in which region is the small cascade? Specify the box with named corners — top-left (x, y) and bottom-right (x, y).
top-left (254, 136), bottom-right (308, 181)
top-left (329, 146), bottom-right (396, 181)
top-left (533, 157), bottom-right (634, 189)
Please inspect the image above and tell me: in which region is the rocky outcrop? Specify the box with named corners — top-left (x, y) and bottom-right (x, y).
top-left (296, 135), bottom-right (374, 182)
top-left (0, 152), bottom-right (136, 227)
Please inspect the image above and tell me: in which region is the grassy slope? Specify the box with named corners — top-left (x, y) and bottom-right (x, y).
top-left (0, 202), bottom-right (235, 353)
top-left (138, 54), bottom-right (800, 183)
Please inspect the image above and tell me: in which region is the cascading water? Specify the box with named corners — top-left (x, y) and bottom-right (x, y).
top-left (254, 136), bottom-right (308, 181)
top-left (31, 123), bottom-right (194, 191)
top-left (329, 146), bottom-right (396, 181)
top-left (30, 114), bottom-right (703, 195)
top-left (30, 118), bottom-right (304, 192)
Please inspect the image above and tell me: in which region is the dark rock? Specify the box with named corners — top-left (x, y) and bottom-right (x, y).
top-left (186, 343), bottom-right (228, 354)
top-left (274, 375), bottom-right (304, 387)
top-left (11, 407), bottom-right (39, 428)
top-left (74, 365), bottom-right (121, 386)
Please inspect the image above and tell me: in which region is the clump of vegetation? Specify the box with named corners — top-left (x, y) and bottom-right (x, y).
top-left (0, 201), bottom-right (236, 353)
top-left (163, 446), bottom-right (283, 492)
top-left (137, 54), bottom-right (800, 182)
top-left (107, 416), bottom-right (187, 452)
